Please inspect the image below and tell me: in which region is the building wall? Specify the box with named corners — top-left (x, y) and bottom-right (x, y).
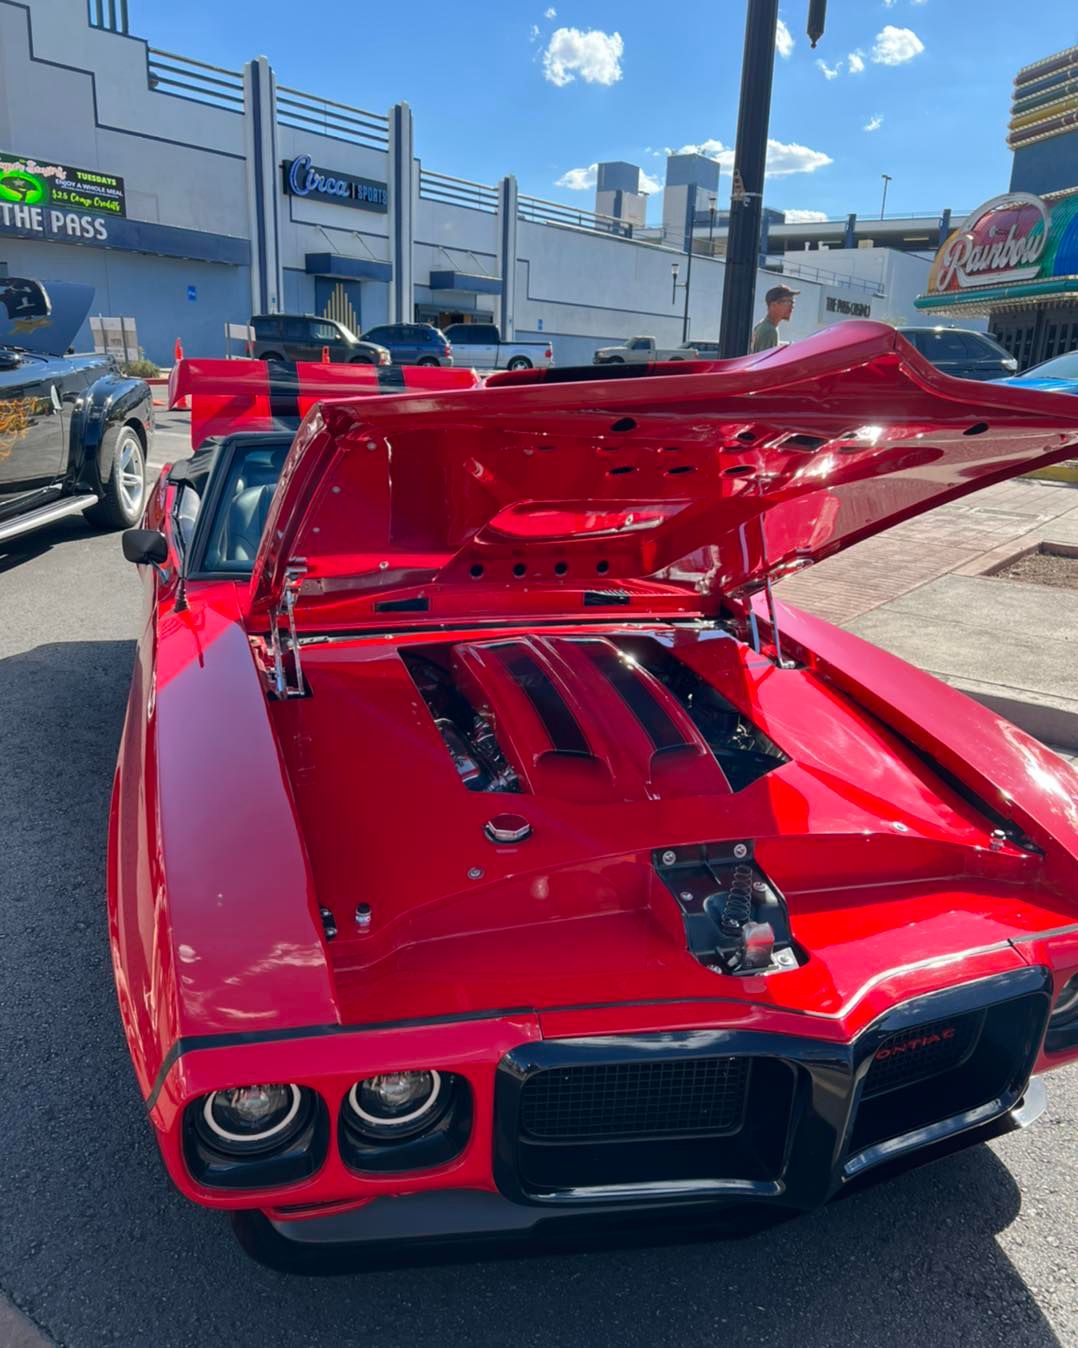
top-left (0, 0), bottom-right (920, 368)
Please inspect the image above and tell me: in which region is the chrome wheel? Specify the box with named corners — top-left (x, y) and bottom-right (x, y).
top-left (116, 430), bottom-right (145, 519)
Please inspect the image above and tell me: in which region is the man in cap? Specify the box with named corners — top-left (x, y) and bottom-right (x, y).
top-left (751, 284), bottom-right (799, 353)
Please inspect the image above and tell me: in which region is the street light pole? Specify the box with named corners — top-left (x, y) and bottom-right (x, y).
top-left (880, 173), bottom-right (892, 219)
top-left (718, 0), bottom-right (780, 357)
top-left (681, 181), bottom-right (696, 342)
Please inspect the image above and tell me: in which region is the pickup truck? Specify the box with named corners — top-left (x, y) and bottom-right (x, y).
top-left (593, 336), bottom-right (698, 364)
top-left (442, 323), bottom-right (553, 370)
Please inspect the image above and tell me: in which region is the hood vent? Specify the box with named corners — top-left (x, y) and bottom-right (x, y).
top-left (610, 636), bottom-right (788, 792)
top-left (401, 651), bottom-right (523, 794)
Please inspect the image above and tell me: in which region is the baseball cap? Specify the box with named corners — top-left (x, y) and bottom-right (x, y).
top-left (765, 285), bottom-right (800, 303)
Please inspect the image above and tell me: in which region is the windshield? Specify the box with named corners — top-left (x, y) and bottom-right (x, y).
top-left (1021, 351), bottom-right (1078, 381)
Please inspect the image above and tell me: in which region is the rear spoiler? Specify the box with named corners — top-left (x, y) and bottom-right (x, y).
top-left (167, 358), bottom-right (482, 449)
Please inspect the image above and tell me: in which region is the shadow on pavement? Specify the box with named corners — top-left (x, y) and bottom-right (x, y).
top-left (0, 638), bottom-right (1064, 1348)
top-left (0, 513), bottom-right (118, 573)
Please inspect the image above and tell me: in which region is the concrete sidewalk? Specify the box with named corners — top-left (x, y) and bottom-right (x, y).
top-left (780, 478), bottom-right (1078, 748)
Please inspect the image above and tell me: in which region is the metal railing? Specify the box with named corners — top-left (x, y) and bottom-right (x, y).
top-left (769, 260), bottom-right (883, 296)
top-left (276, 85), bottom-right (389, 152)
top-left (518, 192), bottom-right (632, 237)
top-left (147, 49), bottom-right (244, 112)
top-left (419, 170), bottom-right (498, 215)
top-left (88, 0), bottom-right (130, 33)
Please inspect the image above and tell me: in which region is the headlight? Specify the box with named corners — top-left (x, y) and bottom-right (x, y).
top-left (379, 349), bottom-right (391, 365)
top-left (346, 1070), bottom-right (444, 1137)
top-left (196, 1083), bottom-right (306, 1153)
top-left (1046, 973), bottom-right (1078, 1053)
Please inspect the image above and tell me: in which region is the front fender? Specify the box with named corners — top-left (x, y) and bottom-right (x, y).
top-left (72, 373), bottom-right (153, 495)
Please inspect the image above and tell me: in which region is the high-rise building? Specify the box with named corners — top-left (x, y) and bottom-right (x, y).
top-left (1008, 46), bottom-right (1078, 198)
top-left (594, 162), bottom-right (648, 230)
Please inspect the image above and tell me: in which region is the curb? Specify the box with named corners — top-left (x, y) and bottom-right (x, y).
top-left (0, 1297), bottom-right (52, 1347)
top-left (942, 677), bottom-right (1078, 751)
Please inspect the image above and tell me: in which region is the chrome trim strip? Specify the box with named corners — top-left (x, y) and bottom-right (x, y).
top-left (0, 494), bottom-right (97, 542)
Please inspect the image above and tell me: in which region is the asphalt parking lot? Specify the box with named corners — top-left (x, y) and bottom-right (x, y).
top-left (1, 408), bottom-right (1076, 1348)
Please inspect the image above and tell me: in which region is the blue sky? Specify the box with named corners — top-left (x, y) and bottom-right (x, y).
top-left (136, 1), bottom-right (1076, 222)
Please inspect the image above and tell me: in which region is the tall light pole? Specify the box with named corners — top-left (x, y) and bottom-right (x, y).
top-left (719, 1), bottom-right (827, 357)
top-left (880, 173), bottom-right (892, 219)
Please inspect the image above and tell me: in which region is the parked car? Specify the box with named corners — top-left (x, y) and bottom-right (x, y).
top-left (250, 314), bottom-right (390, 366)
top-left (897, 326), bottom-right (1018, 380)
top-left (0, 277), bottom-right (152, 545)
top-left (594, 335), bottom-right (696, 364)
top-left (442, 323), bottom-right (553, 371)
top-left (995, 348), bottom-right (1078, 394)
top-left (113, 322), bottom-right (1078, 1268)
top-left (361, 322), bottom-right (454, 366)
top-left (684, 339), bottom-right (720, 357)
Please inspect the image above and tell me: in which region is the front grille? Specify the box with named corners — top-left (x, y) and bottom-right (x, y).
top-left (863, 1011), bottom-right (984, 1099)
top-left (519, 1056), bottom-right (751, 1141)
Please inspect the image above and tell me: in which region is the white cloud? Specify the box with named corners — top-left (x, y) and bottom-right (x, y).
top-left (675, 137), bottom-right (832, 178)
top-left (542, 26), bottom-right (624, 86)
top-left (555, 163), bottom-right (597, 190)
top-left (544, 6), bottom-right (557, 16)
top-left (783, 209), bottom-right (829, 222)
top-left (872, 25), bottom-right (925, 65)
top-left (847, 50), bottom-right (865, 73)
top-left (557, 163), bottom-right (663, 194)
top-left (816, 58), bottom-right (842, 79)
top-left (883, 0), bottom-right (897, 6)
top-left (775, 18), bottom-right (794, 58)
top-left (864, 113), bottom-right (884, 131)
top-left (529, 23), bottom-right (540, 42)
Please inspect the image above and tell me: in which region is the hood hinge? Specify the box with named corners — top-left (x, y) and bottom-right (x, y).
top-left (270, 557), bottom-right (308, 698)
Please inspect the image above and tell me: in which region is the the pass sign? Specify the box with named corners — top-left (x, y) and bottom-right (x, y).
top-left (929, 193), bottom-right (1048, 294)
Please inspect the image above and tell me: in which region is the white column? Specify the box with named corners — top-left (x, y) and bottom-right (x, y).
top-left (496, 175), bottom-right (519, 339)
top-left (387, 102), bottom-right (415, 324)
top-left (243, 55), bottom-right (282, 315)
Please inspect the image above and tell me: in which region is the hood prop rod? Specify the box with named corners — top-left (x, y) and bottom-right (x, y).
top-left (754, 515), bottom-right (794, 670)
top-left (272, 559), bottom-right (308, 698)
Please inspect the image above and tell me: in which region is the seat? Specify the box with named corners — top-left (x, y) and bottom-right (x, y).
top-left (221, 483), bottom-right (276, 563)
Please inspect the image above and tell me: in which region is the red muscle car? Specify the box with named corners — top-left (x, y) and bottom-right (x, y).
top-left (109, 322), bottom-right (1078, 1267)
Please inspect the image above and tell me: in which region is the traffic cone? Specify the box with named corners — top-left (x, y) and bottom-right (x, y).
top-left (174, 337), bottom-right (189, 410)
top-left (321, 345), bottom-right (330, 363)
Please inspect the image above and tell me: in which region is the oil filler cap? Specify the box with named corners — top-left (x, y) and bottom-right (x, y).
top-left (484, 813), bottom-right (532, 844)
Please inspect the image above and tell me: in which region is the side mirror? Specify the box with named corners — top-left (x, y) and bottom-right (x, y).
top-left (122, 528), bottom-right (168, 566)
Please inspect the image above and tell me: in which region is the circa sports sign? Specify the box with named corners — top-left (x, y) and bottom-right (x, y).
top-left (282, 154), bottom-right (388, 212)
top-left (928, 193), bottom-right (1048, 294)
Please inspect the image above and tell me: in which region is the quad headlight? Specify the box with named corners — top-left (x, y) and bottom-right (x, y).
top-left (185, 1082), bottom-right (327, 1188)
top-left (339, 1069), bottom-right (472, 1171)
top-left (200, 1084), bottom-right (304, 1150)
top-left (345, 1070), bottom-right (445, 1139)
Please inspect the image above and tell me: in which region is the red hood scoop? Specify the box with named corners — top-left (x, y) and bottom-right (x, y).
top-left (399, 632), bottom-right (788, 804)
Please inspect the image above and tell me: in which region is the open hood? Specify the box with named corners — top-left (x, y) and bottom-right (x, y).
top-left (0, 278), bottom-right (94, 355)
top-left (249, 321), bottom-right (1078, 627)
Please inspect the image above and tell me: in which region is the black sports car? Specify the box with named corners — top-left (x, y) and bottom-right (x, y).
top-left (0, 277), bottom-right (153, 544)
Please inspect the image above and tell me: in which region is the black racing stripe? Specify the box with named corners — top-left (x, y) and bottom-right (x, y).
top-left (377, 365), bottom-right (406, 390)
top-left (582, 641), bottom-right (687, 751)
top-left (144, 1007), bottom-right (533, 1111)
top-left (266, 359), bottom-right (301, 424)
top-left (142, 930), bottom-right (1076, 1112)
top-left (502, 651), bottom-right (589, 754)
